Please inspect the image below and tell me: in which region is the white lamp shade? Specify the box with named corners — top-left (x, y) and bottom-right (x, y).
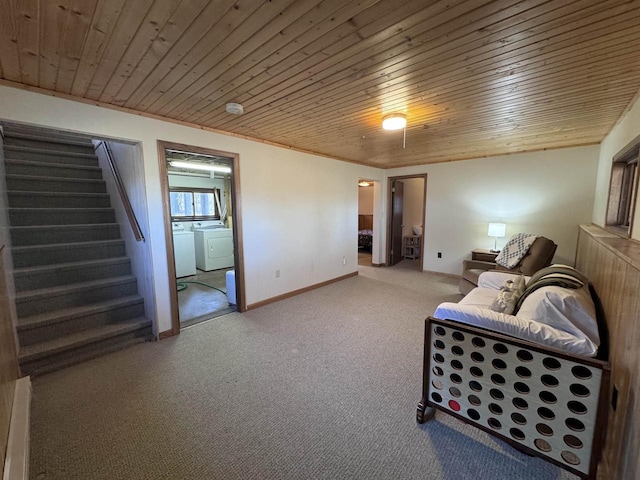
top-left (487, 223), bottom-right (506, 238)
top-left (382, 114), bottom-right (407, 130)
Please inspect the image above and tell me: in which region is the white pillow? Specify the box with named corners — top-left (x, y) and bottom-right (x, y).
top-left (516, 286), bottom-right (600, 347)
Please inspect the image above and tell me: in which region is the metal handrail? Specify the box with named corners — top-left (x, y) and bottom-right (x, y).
top-left (97, 141), bottom-right (145, 242)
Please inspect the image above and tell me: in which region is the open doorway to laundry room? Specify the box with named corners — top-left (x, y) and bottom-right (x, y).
top-left (386, 174), bottom-right (427, 271)
top-left (158, 141), bottom-right (245, 336)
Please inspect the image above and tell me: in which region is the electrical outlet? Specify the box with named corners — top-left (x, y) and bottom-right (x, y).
top-left (342, 256), bottom-right (347, 266)
top-left (275, 269), bottom-right (280, 278)
top-left (437, 252), bottom-right (442, 258)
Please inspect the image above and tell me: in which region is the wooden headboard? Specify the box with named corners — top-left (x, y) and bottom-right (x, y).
top-left (358, 214), bottom-right (373, 231)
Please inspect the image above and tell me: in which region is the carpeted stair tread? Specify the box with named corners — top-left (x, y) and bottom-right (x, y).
top-left (9, 206), bottom-right (114, 213)
top-left (17, 295), bottom-right (144, 330)
top-left (12, 222), bottom-right (119, 232)
top-left (6, 173), bottom-right (105, 184)
top-left (14, 256), bottom-right (130, 277)
top-left (19, 317), bottom-right (152, 362)
top-left (3, 145), bottom-right (97, 159)
top-left (8, 190), bottom-right (110, 199)
top-left (4, 131), bottom-right (94, 148)
top-left (16, 274), bottom-right (136, 302)
top-left (22, 335), bottom-right (149, 377)
top-left (5, 158), bottom-right (101, 171)
top-left (12, 238), bottom-right (123, 252)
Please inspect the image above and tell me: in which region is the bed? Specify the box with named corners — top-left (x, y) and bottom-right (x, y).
top-left (358, 214), bottom-right (373, 251)
top-left (417, 269), bottom-right (610, 479)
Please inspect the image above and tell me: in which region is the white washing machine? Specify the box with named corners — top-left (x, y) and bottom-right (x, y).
top-left (194, 226), bottom-right (234, 271)
top-left (172, 223), bottom-right (196, 278)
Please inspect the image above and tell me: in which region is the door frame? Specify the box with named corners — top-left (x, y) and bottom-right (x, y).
top-left (386, 174), bottom-right (427, 267)
top-left (157, 140), bottom-right (246, 337)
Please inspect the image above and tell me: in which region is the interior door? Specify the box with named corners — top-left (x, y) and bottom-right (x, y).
top-left (390, 180), bottom-right (404, 265)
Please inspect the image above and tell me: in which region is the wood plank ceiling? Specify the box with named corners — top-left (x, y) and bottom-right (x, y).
top-left (1, 0), bottom-right (640, 168)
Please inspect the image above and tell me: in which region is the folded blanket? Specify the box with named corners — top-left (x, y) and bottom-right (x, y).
top-left (495, 233), bottom-right (538, 269)
top-left (515, 265), bottom-right (588, 313)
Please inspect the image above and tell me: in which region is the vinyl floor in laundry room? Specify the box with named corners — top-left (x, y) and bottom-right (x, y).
top-left (178, 268), bottom-right (235, 326)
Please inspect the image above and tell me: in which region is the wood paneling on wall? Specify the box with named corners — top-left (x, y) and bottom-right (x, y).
top-left (575, 224), bottom-right (640, 480)
top-left (0, 247), bottom-right (19, 477)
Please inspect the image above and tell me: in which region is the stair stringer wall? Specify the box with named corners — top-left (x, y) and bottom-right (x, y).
top-left (94, 140), bottom-right (156, 333)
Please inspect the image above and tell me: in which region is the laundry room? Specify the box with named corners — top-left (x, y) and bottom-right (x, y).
top-left (166, 149), bottom-right (237, 326)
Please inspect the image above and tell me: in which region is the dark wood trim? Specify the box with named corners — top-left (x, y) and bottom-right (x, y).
top-left (97, 141), bottom-right (145, 242)
top-left (371, 262), bottom-right (386, 267)
top-left (246, 271), bottom-right (358, 310)
top-left (158, 329), bottom-right (175, 340)
top-left (157, 140), bottom-right (246, 339)
top-left (386, 174), bottom-right (428, 267)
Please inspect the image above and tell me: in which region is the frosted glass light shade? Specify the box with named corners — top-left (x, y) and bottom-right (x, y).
top-left (382, 113), bottom-right (407, 130)
top-left (487, 223), bottom-right (506, 238)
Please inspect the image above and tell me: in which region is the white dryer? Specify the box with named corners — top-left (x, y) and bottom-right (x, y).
top-left (172, 223), bottom-right (196, 278)
top-left (193, 227), bottom-right (234, 271)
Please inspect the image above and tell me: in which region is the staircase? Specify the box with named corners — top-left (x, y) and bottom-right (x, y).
top-left (2, 123), bottom-right (152, 376)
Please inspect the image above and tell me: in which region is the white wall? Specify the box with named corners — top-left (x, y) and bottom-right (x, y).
top-left (401, 177), bottom-right (424, 237)
top-left (385, 146), bottom-right (600, 275)
top-left (358, 185), bottom-right (373, 215)
top-left (0, 85), bottom-right (382, 333)
top-left (593, 94), bottom-right (640, 240)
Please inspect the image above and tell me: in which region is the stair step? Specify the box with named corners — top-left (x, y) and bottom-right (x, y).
top-left (19, 317), bottom-right (152, 376)
top-left (9, 207), bottom-right (116, 226)
top-left (15, 275), bottom-right (139, 317)
top-left (14, 257), bottom-right (132, 291)
top-left (2, 124), bottom-right (94, 144)
top-left (4, 159), bottom-right (103, 180)
top-left (12, 239), bottom-right (126, 268)
top-left (10, 223), bottom-right (121, 246)
top-left (3, 144), bottom-right (99, 166)
top-left (7, 191), bottom-right (111, 209)
top-left (17, 295), bottom-right (145, 346)
top-left (6, 174), bottom-right (106, 193)
top-left (4, 131), bottom-right (95, 155)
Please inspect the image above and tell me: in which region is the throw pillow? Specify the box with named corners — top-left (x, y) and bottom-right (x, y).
top-left (489, 276), bottom-right (525, 315)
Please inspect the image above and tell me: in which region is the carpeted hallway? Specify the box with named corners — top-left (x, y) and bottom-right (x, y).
top-left (29, 266), bottom-right (576, 480)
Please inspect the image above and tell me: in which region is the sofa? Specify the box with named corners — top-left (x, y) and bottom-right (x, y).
top-left (459, 236), bottom-right (557, 295)
top-left (419, 266), bottom-right (610, 478)
top-left (442, 267), bottom-right (600, 356)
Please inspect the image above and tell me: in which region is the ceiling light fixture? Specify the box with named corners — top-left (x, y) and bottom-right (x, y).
top-left (170, 160), bottom-right (231, 173)
top-left (225, 102), bottom-right (244, 115)
top-left (382, 113), bottom-right (406, 131)
top-left (382, 113), bottom-right (408, 149)
top-left (358, 181), bottom-right (371, 187)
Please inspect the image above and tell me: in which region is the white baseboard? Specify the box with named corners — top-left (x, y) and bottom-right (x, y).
top-left (3, 377), bottom-right (30, 480)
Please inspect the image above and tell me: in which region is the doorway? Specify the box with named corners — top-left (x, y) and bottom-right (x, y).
top-left (158, 141), bottom-right (245, 336)
top-left (386, 175), bottom-right (427, 270)
top-left (357, 179), bottom-right (374, 266)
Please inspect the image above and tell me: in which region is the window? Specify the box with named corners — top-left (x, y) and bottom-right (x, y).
top-left (606, 138), bottom-right (639, 237)
top-left (170, 188), bottom-right (220, 221)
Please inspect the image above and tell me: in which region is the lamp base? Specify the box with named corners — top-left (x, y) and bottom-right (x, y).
top-left (490, 249), bottom-right (500, 253)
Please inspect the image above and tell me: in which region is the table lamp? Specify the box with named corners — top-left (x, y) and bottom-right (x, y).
top-left (488, 223), bottom-right (506, 253)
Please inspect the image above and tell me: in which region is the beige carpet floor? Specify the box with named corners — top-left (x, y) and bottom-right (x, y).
top-left (29, 266), bottom-right (577, 480)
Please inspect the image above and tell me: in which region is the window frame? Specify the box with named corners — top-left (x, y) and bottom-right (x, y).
top-left (605, 136), bottom-right (640, 238)
top-left (169, 187), bottom-right (221, 222)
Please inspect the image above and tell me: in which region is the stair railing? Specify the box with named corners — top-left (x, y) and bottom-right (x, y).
top-left (96, 141), bottom-right (145, 242)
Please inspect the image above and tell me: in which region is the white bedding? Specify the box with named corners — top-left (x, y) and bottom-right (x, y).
top-left (434, 272), bottom-right (600, 357)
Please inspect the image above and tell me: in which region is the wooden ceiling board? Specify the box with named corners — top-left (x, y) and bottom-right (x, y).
top-left (1, 0), bottom-right (640, 167)
top-left (216, 0), bottom-right (633, 133)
